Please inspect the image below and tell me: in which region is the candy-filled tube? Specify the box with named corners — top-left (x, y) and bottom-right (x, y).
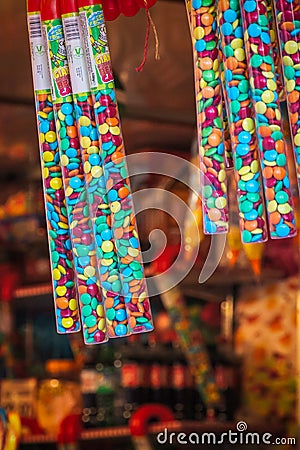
top-left (218, 0), bottom-right (268, 243)
top-left (274, 0), bottom-right (300, 189)
top-left (189, 0), bottom-right (229, 235)
top-left (41, 0), bottom-right (108, 344)
top-left (27, 2), bottom-right (81, 334)
top-left (61, 0), bottom-right (130, 339)
top-left (240, 0), bottom-right (297, 239)
top-left (78, 0), bottom-right (154, 334)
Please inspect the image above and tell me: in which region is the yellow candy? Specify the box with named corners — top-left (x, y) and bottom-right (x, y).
top-left (255, 102), bottom-right (267, 114)
top-left (99, 123), bottom-right (109, 134)
top-left (43, 167), bottom-right (49, 178)
top-left (38, 111), bottom-right (47, 119)
top-left (102, 258), bottom-right (113, 266)
top-left (241, 172), bottom-right (254, 181)
top-left (50, 178), bottom-right (63, 190)
top-left (102, 241), bottom-right (114, 253)
top-left (61, 155), bottom-right (69, 166)
top-left (267, 79), bottom-right (277, 91)
top-left (239, 166), bottom-right (250, 176)
top-left (278, 203), bottom-right (292, 214)
top-left (91, 166), bottom-right (102, 178)
top-left (56, 286), bottom-right (67, 296)
top-left (283, 56), bottom-right (294, 66)
top-left (62, 317), bottom-right (74, 329)
top-left (45, 131), bottom-right (57, 143)
top-left (79, 116), bottom-right (91, 127)
top-left (128, 247), bottom-right (139, 258)
top-left (39, 133), bottom-right (45, 144)
top-left (218, 169), bottom-right (226, 182)
top-left (286, 79), bottom-right (296, 92)
top-left (53, 269), bottom-right (61, 281)
top-left (251, 160), bottom-right (259, 173)
top-left (294, 134), bottom-right (300, 146)
top-left (284, 40), bottom-right (298, 55)
top-left (98, 318), bottom-right (106, 331)
top-left (58, 222), bottom-right (68, 229)
top-left (110, 126), bottom-right (120, 136)
top-left (215, 197), bottom-right (227, 209)
top-left (139, 292), bottom-right (147, 302)
top-left (261, 90), bottom-right (274, 103)
top-left (84, 161), bottom-right (91, 173)
top-left (81, 136), bottom-right (91, 149)
top-left (111, 201), bottom-right (121, 213)
top-left (58, 265), bottom-right (66, 274)
top-left (65, 186), bottom-right (73, 197)
top-left (262, 71), bottom-right (274, 79)
top-left (231, 38), bottom-right (243, 49)
top-left (84, 266), bottom-right (96, 278)
top-left (194, 26), bottom-right (204, 40)
top-left (69, 299), bottom-right (77, 311)
top-left (235, 48), bottom-right (245, 61)
top-left (242, 118), bottom-right (254, 132)
top-left (87, 145), bottom-right (99, 154)
top-left (97, 305), bottom-right (104, 317)
top-left (267, 200), bottom-right (277, 213)
top-left (70, 220), bottom-right (78, 229)
top-left (43, 151), bottom-right (54, 162)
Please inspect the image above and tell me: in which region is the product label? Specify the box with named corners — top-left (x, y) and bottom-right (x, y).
top-left (62, 13), bottom-right (90, 95)
top-left (43, 19), bottom-right (72, 102)
top-left (79, 6), bottom-right (113, 90)
top-left (28, 13), bottom-right (51, 92)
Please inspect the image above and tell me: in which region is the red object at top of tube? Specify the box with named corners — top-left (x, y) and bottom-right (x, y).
top-left (27, 0), bottom-right (41, 12)
top-left (40, 0), bottom-right (61, 21)
top-left (60, 0), bottom-right (78, 15)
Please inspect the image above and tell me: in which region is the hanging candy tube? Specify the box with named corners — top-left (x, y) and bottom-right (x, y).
top-left (240, 0), bottom-right (297, 239)
top-left (78, 0), bottom-right (154, 335)
top-left (188, 0), bottom-right (229, 235)
top-left (218, 0), bottom-right (268, 243)
top-left (266, 0), bottom-right (285, 101)
top-left (27, 0), bottom-right (81, 334)
top-left (41, 0), bottom-right (108, 344)
top-left (60, 0), bottom-right (130, 339)
top-left (274, 0), bottom-right (300, 189)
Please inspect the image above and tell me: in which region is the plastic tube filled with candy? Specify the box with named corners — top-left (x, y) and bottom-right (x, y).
top-left (27, 0), bottom-right (81, 334)
top-left (78, 0), bottom-right (154, 335)
top-left (274, 0), bottom-right (300, 189)
top-left (60, 0), bottom-right (130, 339)
top-left (41, 0), bottom-right (108, 344)
top-left (188, 0), bottom-right (229, 235)
top-left (240, 0), bottom-right (297, 239)
top-left (218, 0), bottom-right (268, 243)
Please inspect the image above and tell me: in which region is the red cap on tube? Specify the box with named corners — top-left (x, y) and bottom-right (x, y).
top-left (60, 0), bottom-right (78, 15)
top-left (118, 0), bottom-right (139, 17)
top-left (40, 0), bottom-right (61, 21)
top-left (102, 0), bottom-right (120, 21)
top-left (77, 0), bottom-right (97, 7)
top-left (27, 0), bottom-right (41, 13)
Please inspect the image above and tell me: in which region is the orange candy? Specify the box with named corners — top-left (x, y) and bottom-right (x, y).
top-left (111, 152), bottom-right (124, 164)
top-left (259, 126), bottom-right (272, 138)
top-left (265, 188), bottom-right (275, 201)
top-left (273, 166), bottom-right (286, 180)
top-left (118, 186), bottom-right (129, 198)
top-left (263, 167), bottom-right (273, 179)
top-left (200, 57), bottom-right (213, 70)
top-left (201, 13), bottom-right (214, 26)
top-left (269, 211), bottom-right (281, 225)
top-left (67, 126), bottom-right (77, 138)
top-left (208, 132), bottom-right (221, 146)
top-left (227, 57), bottom-right (238, 70)
top-left (245, 220), bottom-right (258, 232)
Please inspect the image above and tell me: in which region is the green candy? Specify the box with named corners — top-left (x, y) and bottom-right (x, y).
top-left (258, 15), bottom-right (268, 26)
top-left (81, 293), bottom-right (91, 305)
top-left (235, 157), bottom-right (243, 171)
top-left (271, 131), bottom-right (283, 141)
top-left (130, 261), bottom-right (142, 271)
top-left (250, 55), bottom-right (263, 68)
top-left (202, 126), bottom-right (212, 138)
top-left (85, 315), bottom-right (97, 328)
top-left (112, 280), bottom-right (122, 292)
top-left (52, 251), bottom-right (59, 263)
top-left (242, 230), bottom-right (253, 243)
top-left (118, 246), bottom-right (128, 257)
top-left (206, 41), bottom-right (216, 51)
top-left (276, 154), bottom-right (286, 167)
top-left (284, 66), bottom-right (295, 80)
top-left (214, 154), bottom-right (224, 163)
top-left (60, 138), bottom-right (69, 151)
top-left (247, 193), bottom-right (260, 203)
top-left (231, 100), bottom-right (240, 114)
top-left (241, 200), bottom-right (253, 213)
top-left (205, 148), bottom-right (217, 157)
top-left (77, 245), bottom-right (89, 257)
top-left (82, 305), bottom-right (92, 317)
top-left (202, 70), bottom-right (215, 83)
top-left (203, 185), bottom-right (213, 198)
top-left (49, 230), bottom-right (57, 239)
top-left (224, 45), bottom-right (234, 57)
top-left (207, 197), bottom-right (215, 209)
top-left (91, 298), bottom-right (98, 310)
top-left (65, 281), bottom-right (74, 288)
top-left (238, 80), bottom-right (249, 93)
top-left (213, 117), bottom-right (222, 128)
top-left (275, 191), bottom-right (289, 204)
top-left (106, 308), bottom-right (116, 321)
